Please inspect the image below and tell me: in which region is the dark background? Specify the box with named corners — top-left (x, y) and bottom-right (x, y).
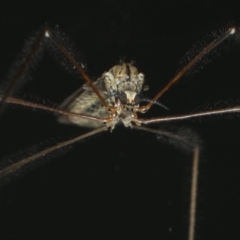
top-left (0, 1), bottom-right (240, 239)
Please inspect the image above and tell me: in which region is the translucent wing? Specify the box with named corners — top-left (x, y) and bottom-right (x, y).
top-left (58, 76), bottom-right (109, 128)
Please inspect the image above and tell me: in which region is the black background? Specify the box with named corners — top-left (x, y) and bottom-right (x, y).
top-left (0, 1), bottom-right (240, 239)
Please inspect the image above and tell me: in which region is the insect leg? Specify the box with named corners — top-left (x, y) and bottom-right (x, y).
top-left (0, 126), bottom-right (107, 180)
top-left (0, 26), bottom-right (110, 111)
top-left (138, 27), bottom-right (237, 113)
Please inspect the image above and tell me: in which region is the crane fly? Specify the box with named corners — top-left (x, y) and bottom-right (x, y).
top-left (0, 25), bottom-right (240, 240)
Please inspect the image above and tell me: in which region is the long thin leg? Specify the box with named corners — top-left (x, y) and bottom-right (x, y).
top-left (139, 27), bottom-right (237, 113)
top-left (0, 26), bottom-right (110, 111)
top-left (44, 30), bottom-right (109, 109)
top-left (132, 125), bottom-right (200, 240)
top-left (0, 29), bottom-right (47, 110)
top-left (0, 126), bottom-right (107, 179)
top-left (136, 105), bottom-right (240, 125)
top-left (188, 147), bottom-right (199, 240)
top-left (3, 96), bottom-right (111, 124)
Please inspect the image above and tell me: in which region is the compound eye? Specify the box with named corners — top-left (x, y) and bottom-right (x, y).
top-left (119, 92), bottom-right (127, 104)
top-left (138, 73), bottom-right (144, 80)
top-left (134, 94), bottom-right (141, 104)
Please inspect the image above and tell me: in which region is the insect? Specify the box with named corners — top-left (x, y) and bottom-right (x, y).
top-left (0, 25), bottom-right (240, 240)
